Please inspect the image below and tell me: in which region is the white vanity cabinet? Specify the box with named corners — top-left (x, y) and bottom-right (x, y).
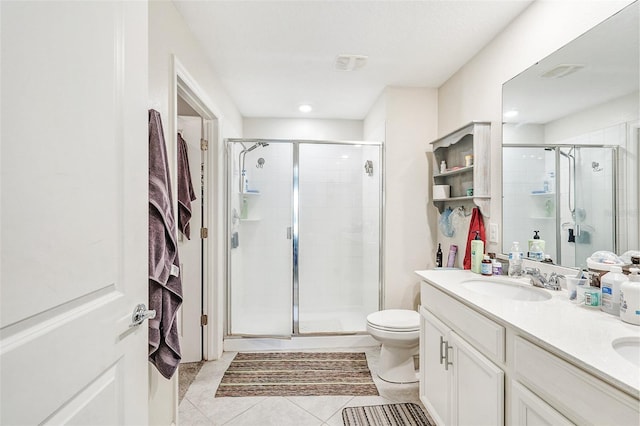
top-left (418, 272), bottom-right (640, 426)
top-left (419, 295), bottom-right (505, 426)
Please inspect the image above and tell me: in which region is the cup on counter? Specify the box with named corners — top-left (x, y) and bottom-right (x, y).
top-left (564, 277), bottom-right (587, 301)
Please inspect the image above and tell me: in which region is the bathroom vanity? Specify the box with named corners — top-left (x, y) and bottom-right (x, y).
top-left (416, 269), bottom-right (640, 426)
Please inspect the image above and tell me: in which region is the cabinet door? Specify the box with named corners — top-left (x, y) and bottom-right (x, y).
top-left (450, 331), bottom-right (504, 426)
top-left (420, 307), bottom-right (451, 426)
top-left (511, 381), bottom-right (573, 426)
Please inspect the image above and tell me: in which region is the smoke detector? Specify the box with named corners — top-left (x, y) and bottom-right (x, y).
top-left (335, 54), bottom-right (368, 71)
top-left (541, 64), bottom-right (585, 79)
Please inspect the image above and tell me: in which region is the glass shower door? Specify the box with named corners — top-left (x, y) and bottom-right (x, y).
top-left (573, 146), bottom-right (617, 268)
top-left (297, 143), bottom-right (381, 334)
top-left (228, 141), bottom-right (293, 336)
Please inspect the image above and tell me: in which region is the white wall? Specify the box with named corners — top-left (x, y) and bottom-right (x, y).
top-left (437, 0), bottom-right (633, 257)
top-left (148, 1), bottom-right (243, 424)
top-left (365, 87), bottom-right (439, 310)
top-left (243, 117), bottom-right (363, 141)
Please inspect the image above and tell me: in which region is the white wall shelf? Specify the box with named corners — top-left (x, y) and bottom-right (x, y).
top-left (428, 122), bottom-right (491, 217)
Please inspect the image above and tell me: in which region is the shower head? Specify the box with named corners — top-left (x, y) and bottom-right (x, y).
top-left (244, 142), bottom-right (269, 153)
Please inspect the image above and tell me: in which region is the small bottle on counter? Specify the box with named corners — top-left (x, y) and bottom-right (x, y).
top-left (481, 255), bottom-right (493, 276)
top-left (492, 259), bottom-right (502, 275)
top-left (436, 243), bottom-right (443, 268)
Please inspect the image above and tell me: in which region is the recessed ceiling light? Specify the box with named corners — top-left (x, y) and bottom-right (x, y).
top-left (299, 104), bottom-right (312, 113)
top-left (504, 110), bottom-right (519, 118)
top-left (541, 64), bottom-right (585, 79)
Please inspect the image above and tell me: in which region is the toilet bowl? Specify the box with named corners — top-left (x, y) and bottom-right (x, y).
top-left (366, 309), bottom-right (420, 383)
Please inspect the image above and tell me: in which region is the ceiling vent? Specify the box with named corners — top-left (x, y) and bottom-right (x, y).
top-left (335, 54), bottom-right (368, 71)
top-left (540, 64), bottom-right (585, 79)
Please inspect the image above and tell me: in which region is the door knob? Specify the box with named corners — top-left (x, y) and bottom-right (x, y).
top-left (129, 303), bottom-right (156, 328)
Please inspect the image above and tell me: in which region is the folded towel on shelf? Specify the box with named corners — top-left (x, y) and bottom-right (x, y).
top-left (148, 109), bottom-right (182, 380)
top-left (177, 133), bottom-right (197, 239)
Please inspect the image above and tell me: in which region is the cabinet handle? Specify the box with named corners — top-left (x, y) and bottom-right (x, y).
top-left (444, 342), bottom-right (453, 371)
top-left (439, 336), bottom-right (446, 365)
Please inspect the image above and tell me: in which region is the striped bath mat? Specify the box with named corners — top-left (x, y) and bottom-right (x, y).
top-left (215, 352), bottom-right (379, 397)
top-left (342, 403), bottom-right (434, 426)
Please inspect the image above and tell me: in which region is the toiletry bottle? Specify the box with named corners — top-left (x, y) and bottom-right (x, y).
top-left (440, 160), bottom-right (447, 174)
top-left (601, 266), bottom-right (625, 316)
top-left (481, 255), bottom-right (492, 276)
top-left (470, 231), bottom-right (484, 273)
top-left (436, 243), bottom-right (443, 268)
top-left (446, 245), bottom-right (458, 268)
top-left (530, 240), bottom-right (544, 261)
top-left (528, 231), bottom-right (545, 258)
top-left (619, 268), bottom-right (640, 325)
top-left (508, 242), bottom-right (523, 277)
top-left (492, 259), bottom-right (502, 276)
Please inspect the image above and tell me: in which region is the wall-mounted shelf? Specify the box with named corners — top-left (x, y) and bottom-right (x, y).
top-left (428, 122), bottom-right (491, 217)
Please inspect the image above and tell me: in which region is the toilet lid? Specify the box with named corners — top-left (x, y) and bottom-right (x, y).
top-left (367, 309), bottom-right (420, 331)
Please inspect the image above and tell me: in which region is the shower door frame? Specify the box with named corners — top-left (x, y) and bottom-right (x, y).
top-left (502, 143), bottom-right (618, 266)
top-left (224, 138), bottom-right (385, 338)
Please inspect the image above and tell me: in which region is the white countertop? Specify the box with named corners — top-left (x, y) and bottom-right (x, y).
top-left (416, 269), bottom-right (640, 398)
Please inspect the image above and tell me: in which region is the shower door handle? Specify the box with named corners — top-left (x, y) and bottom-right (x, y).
top-left (287, 227), bottom-right (292, 239)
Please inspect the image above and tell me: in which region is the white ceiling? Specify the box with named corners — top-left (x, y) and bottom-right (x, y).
top-left (172, 0), bottom-right (533, 120)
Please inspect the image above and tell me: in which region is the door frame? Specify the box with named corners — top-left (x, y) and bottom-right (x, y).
top-left (171, 55), bottom-right (224, 360)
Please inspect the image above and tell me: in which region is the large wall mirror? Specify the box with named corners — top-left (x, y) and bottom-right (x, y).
top-left (502, 1), bottom-right (639, 268)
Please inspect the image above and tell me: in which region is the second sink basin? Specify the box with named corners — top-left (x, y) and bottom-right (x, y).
top-left (612, 337), bottom-right (640, 367)
top-left (461, 279), bottom-right (552, 302)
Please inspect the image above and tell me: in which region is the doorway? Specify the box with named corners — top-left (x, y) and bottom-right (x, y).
top-left (173, 69), bottom-right (220, 362)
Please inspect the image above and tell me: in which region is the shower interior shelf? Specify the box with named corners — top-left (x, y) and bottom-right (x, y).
top-left (428, 121), bottom-right (491, 217)
top-left (240, 192), bottom-right (261, 221)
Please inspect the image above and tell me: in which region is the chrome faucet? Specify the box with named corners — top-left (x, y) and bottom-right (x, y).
top-left (523, 267), bottom-right (563, 291)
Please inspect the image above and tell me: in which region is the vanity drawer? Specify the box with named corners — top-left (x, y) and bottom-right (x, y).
top-left (421, 282), bottom-right (505, 362)
top-left (514, 336), bottom-right (640, 425)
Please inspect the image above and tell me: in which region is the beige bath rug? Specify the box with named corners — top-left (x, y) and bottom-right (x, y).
top-left (215, 352), bottom-right (379, 397)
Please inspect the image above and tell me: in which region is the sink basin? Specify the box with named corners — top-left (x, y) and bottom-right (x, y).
top-left (461, 279), bottom-right (552, 302)
top-left (612, 337), bottom-right (640, 367)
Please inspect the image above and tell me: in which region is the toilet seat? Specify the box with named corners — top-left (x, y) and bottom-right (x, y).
top-left (366, 309), bottom-right (419, 332)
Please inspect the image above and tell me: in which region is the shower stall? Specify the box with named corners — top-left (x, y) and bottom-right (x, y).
top-left (503, 144), bottom-right (617, 267)
top-left (225, 139), bottom-right (383, 338)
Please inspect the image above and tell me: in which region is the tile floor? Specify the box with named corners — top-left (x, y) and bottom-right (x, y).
top-left (178, 346), bottom-right (424, 426)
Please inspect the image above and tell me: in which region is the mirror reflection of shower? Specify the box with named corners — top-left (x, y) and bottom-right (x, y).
top-left (238, 141), bottom-right (269, 192)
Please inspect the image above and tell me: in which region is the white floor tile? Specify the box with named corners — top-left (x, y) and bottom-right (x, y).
top-left (286, 395), bottom-right (353, 422)
top-left (224, 397), bottom-right (324, 426)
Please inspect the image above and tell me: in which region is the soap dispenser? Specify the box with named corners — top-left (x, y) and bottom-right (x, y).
top-left (528, 230), bottom-right (545, 259)
top-left (620, 268), bottom-right (640, 325)
top-left (470, 231), bottom-right (484, 274)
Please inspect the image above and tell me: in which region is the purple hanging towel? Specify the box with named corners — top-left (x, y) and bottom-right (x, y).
top-left (177, 133), bottom-right (197, 239)
top-left (148, 109), bottom-right (182, 379)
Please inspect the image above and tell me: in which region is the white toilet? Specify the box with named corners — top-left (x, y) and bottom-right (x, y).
top-left (366, 309), bottom-right (420, 383)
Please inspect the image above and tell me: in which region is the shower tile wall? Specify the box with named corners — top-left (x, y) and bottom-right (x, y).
top-left (229, 142), bottom-right (380, 336)
top-left (298, 144), bottom-right (379, 333)
top-left (503, 147), bottom-right (556, 259)
top-left (556, 124), bottom-right (622, 266)
top-left (231, 143), bottom-right (293, 336)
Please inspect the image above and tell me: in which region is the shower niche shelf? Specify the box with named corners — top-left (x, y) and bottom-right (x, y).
top-left (239, 192), bottom-right (261, 221)
top-left (428, 121), bottom-right (491, 217)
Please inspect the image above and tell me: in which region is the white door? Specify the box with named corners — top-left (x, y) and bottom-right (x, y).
top-left (420, 307), bottom-right (451, 426)
top-left (1, 1), bottom-right (149, 425)
top-left (177, 115), bottom-right (203, 363)
top-left (450, 331), bottom-right (504, 426)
